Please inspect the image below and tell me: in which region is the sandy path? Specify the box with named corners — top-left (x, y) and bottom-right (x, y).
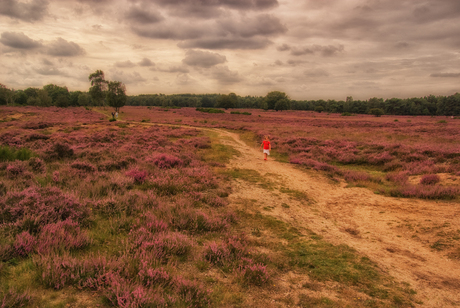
top-left (212, 128), bottom-right (460, 308)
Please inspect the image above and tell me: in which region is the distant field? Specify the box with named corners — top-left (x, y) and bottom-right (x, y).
top-left (0, 106), bottom-right (458, 307)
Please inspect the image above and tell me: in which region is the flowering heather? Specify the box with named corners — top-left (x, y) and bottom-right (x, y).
top-left (343, 170), bottom-right (372, 182)
top-left (28, 157), bottom-right (46, 173)
top-left (389, 185), bottom-right (459, 200)
top-left (385, 171), bottom-right (409, 184)
top-left (125, 168), bottom-right (148, 184)
top-left (0, 187), bottom-right (89, 233)
top-left (173, 277), bottom-right (212, 308)
top-left (71, 160), bottom-right (96, 173)
top-left (420, 174), bottom-right (441, 185)
top-left (0, 288), bottom-right (32, 308)
top-left (151, 153), bottom-right (184, 169)
top-left (5, 161), bottom-right (26, 179)
top-left (237, 261), bottom-right (270, 286)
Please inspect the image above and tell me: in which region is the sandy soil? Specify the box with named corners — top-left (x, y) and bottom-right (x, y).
top-left (213, 128), bottom-right (460, 308)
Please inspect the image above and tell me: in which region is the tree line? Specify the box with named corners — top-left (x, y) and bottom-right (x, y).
top-left (1, 78), bottom-right (459, 116)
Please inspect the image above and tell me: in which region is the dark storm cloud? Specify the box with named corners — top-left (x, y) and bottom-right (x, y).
top-left (210, 66), bottom-right (242, 84)
top-left (114, 60), bottom-right (136, 68)
top-left (178, 37), bottom-right (272, 50)
top-left (0, 32), bottom-right (42, 49)
top-left (0, 0), bottom-right (49, 22)
top-left (138, 58), bottom-right (155, 67)
top-left (430, 73), bottom-right (460, 78)
top-left (182, 50), bottom-right (226, 68)
top-left (288, 45), bottom-right (344, 57)
top-left (125, 6), bottom-right (163, 24)
top-left (45, 38), bottom-right (85, 57)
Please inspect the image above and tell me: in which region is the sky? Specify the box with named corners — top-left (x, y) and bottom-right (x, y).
top-left (0, 0), bottom-right (460, 100)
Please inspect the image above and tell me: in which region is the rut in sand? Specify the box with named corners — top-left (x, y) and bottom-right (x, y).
top-left (213, 128), bottom-right (460, 308)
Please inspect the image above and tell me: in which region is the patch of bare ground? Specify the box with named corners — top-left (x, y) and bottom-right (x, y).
top-left (213, 128), bottom-right (460, 308)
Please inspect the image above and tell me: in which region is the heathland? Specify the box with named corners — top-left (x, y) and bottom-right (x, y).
top-left (0, 106), bottom-right (459, 307)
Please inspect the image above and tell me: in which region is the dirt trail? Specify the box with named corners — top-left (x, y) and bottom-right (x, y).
top-left (212, 128), bottom-right (460, 308)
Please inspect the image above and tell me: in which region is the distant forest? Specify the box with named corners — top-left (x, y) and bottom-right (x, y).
top-left (1, 83), bottom-right (459, 116)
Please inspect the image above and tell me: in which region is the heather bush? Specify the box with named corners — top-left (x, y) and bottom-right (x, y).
top-left (389, 185), bottom-right (459, 199)
top-left (71, 160), bottom-right (96, 173)
top-left (203, 242), bottom-right (231, 266)
top-left (0, 288), bottom-right (32, 308)
top-left (173, 277), bottom-right (211, 308)
top-left (13, 231), bottom-right (36, 257)
top-left (151, 153), bottom-right (184, 169)
top-left (36, 219), bottom-right (91, 254)
top-left (5, 161), bottom-right (26, 179)
top-left (46, 142), bottom-right (74, 160)
top-left (0, 186), bottom-right (89, 234)
top-left (28, 157), bottom-right (46, 173)
top-left (125, 169), bottom-right (148, 184)
top-left (420, 174), bottom-right (440, 185)
top-left (0, 182), bottom-right (6, 196)
top-left (343, 170), bottom-right (371, 182)
top-left (129, 230), bottom-right (192, 260)
top-left (385, 171), bottom-right (409, 184)
top-left (236, 261), bottom-right (269, 286)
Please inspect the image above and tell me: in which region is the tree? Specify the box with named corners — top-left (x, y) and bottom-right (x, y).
top-left (274, 98), bottom-right (291, 111)
top-left (106, 81), bottom-right (127, 113)
top-left (216, 93), bottom-right (237, 109)
top-left (370, 108), bottom-right (384, 117)
top-left (0, 84), bottom-right (12, 105)
top-left (265, 91), bottom-right (289, 110)
top-left (43, 84), bottom-right (70, 106)
top-left (88, 70), bottom-right (107, 106)
top-left (37, 89), bottom-right (52, 107)
top-left (13, 90), bottom-right (28, 105)
top-left (314, 105), bottom-right (324, 113)
top-left (78, 93), bottom-right (90, 106)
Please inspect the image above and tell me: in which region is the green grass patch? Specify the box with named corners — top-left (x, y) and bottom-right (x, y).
top-left (221, 168), bottom-right (275, 190)
top-left (279, 187), bottom-right (311, 202)
top-left (0, 145), bottom-right (34, 162)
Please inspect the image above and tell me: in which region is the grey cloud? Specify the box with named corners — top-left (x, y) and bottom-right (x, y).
top-left (114, 60), bottom-right (136, 68)
top-left (0, 32), bottom-right (42, 49)
top-left (176, 73), bottom-right (195, 85)
top-left (46, 38), bottom-right (85, 57)
top-left (35, 66), bottom-right (67, 76)
top-left (125, 6), bottom-right (163, 24)
top-left (158, 65), bottom-right (190, 73)
top-left (42, 58), bottom-right (53, 65)
top-left (210, 66), bottom-right (242, 84)
top-left (304, 69), bottom-right (329, 77)
top-left (109, 70), bottom-right (147, 84)
top-left (219, 14), bottom-right (287, 38)
top-left (178, 37), bottom-right (272, 50)
top-left (274, 60), bottom-right (283, 66)
top-left (431, 72), bottom-right (460, 78)
top-left (277, 44), bottom-right (290, 51)
top-left (0, 0), bottom-right (48, 22)
top-left (182, 50), bottom-right (226, 68)
top-left (145, 0), bottom-right (278, 11)
top-left (138, 58), bottom-right (155, 67)
top-left (287, 59), bottom-right (307, 66)
top-left (289, 45), bottom-right (344, 57)
top-left (132, 24), bottom-right (206, 40)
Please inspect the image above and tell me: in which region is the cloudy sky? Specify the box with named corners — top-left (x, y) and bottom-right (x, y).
top-left (1, 0), bottom-right (460, 100)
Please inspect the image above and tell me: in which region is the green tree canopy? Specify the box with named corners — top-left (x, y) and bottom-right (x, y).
top-left (274, 98), bottom-right (291, 111)
top-left (216, 93), bottom-right (237, 109)
top-left (88, 70), bottom-right (107, 106)
top-left (106, 81), bottom-right (127, 113)
top-left (265, 91), bottom-right (289, 110)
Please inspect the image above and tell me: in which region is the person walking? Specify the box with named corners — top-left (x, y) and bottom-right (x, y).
top-left (259, 135), bottom-right (271, 161)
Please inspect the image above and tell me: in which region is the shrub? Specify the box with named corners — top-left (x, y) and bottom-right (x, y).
top-left (203, 242), bottom-right (231, 266)
top-left (343, 170), bottom-right (371, 182)
top-left (151, 153), bottom-right (184, 169)
top-left (196, 108), bottom-right (225, 114)
top-left (173, 277), bottom-right (211, 308)
top-left (47, 142), bottom-right (74, 160)
top-left (420, 174), bottom-right (440, 185)
top-left (6, 161), bottom-right (25, 179)
top-left (0, 146), bottom-right (34, 162)
top-left (71, 160), bottom-right (96, 173)
top-left (385, 171), bottom-right (409, 184)
top-left (28, 157), bottom-right (46, 173)
top-left (36, 220), bottom-right (91, 254)
top-left (125, 169), bottom-right (148, 184)
top-left (13, 231), bottom-right (36, 257)
top-left (389, 185), bottom-right (459, 199)
top-left (369, 108), bottom-right (384, 117)
top-left (341, 112), bottom-right (352, 116)
top-left (237, 262), bottom-right (269, 286)
top-left (0, 288), bottom-right (32, 308)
